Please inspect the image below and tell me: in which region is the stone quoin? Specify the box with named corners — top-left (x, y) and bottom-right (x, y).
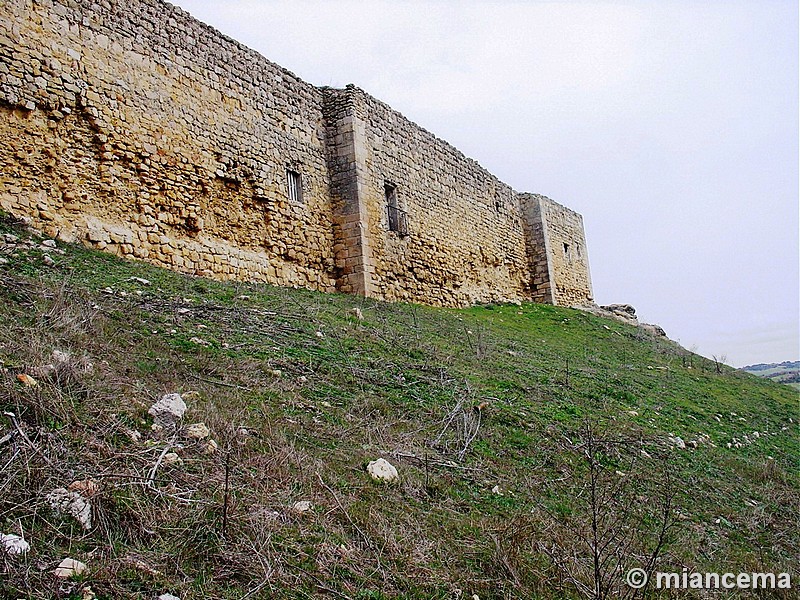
top-left (0, 0), bottom-right (593, 307)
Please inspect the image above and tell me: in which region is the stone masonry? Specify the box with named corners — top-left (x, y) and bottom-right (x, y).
top-left (0, 0), bottom-right (593, 308)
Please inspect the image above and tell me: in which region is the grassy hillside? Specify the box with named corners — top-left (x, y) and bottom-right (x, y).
top-left (1, 213), bottom-right (797, 599)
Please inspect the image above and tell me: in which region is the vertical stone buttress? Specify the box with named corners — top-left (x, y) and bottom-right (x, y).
top-left (520, 192), bottom-right (593, 306)
top-left (322, 86), bottom-right (375, 297)
top-left (519, 193), bottom-right (556, 304)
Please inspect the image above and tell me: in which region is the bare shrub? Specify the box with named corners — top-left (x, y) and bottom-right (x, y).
top-left (533, 420), bottom-right (680, 600)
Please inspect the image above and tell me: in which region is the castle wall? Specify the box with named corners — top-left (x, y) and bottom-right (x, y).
top-left (0, 0), bottom-right (594, 309)
top-left (353, 88), bottom-right (532, 306)
top-left (521, 194), bottom-right (593, 306)
top-left (0, 0), bottom-right (337, 291)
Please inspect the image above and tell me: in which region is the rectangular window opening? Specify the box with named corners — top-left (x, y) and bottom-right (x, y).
top-left (385, 182), bottom-right (408, 236)
top-left (287, 169), bottom-right (303, 203)
top-left (563, 242), bottom-right (571, 263)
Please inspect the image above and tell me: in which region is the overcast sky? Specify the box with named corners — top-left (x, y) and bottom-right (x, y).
top-left (171, 0), bottom-right (798, 368)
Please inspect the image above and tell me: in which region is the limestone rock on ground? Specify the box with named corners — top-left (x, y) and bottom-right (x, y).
top-left (148, 393), bottom-right (187, 428)
top-left (574, 303), bottom-right (668, 338)
top-left (47, 487), bottom-right (92, 530)
top-left (0, 533), bottom-right (29, 555)
top-left (366, 458), bottom-right (399, 483)
top-left (185, 422), bottom-right (210, 440)
top-left (292, 500), bottom-right (313, 515)
top-left (54, 557), bottom-right (87, 579)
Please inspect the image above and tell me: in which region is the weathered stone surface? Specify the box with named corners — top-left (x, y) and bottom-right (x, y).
top-left (148, 393), bottom-right (187, 428)
top-left (185, 422), bottom-right (210, 440)
top-left (291, 500), bottom-right (314, 515)
top-left (47, 487), bottom-right (93, 530)
top-left (0, 0), bottom-right (593, 309)
top-left (366, 458), bottom-right (399, 483)
top-left (0, 533), bottom-right (30, 556)
top-left (54, 557), bottom-right (88, 579)
top-left (602, 303), bottom-right (637, 317)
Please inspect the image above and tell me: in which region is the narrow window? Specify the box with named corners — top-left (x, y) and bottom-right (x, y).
top-left (286, 169), bottom-right (302, 203)
top-left (385, 182), bottom-right (408, 235)
top-left (563, 242), bottom-right (571, 263)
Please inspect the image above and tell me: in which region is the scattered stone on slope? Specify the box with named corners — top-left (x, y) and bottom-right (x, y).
top-left (348, 307), bottom-right (364, 320)
top-left (199, 438), bottom-right (218, 454)
top-left (640, 322), bottom-right (667, 337)
top-left (668, 434), bottom-right (686, 450)
top-left (54, 557), bottom-right (87, 578)
top-left (602, 303), bottom-right (636, 317)
top-left (158, 594), bottom-right (181, 600)
top-left (291, 500), bottom-right (313, 515)
top-left (162, 452), bottom-right (182, 466)
top-left (573, 303), bottom-right (668, 338)
top-left (0, 532), bottom-right (29, 555)
top-left (148, 393), bottom-right (187, 428)
top-left (366, 458), bottom-right (399, 483)
top-left (185, 422), bottom-right (210, 440)
top-left (16, 373), bottom-right (38, 387)
top-left (79, 586), bottom-right (96, 600)
top-left (47, 487), bottom-right (92, 529)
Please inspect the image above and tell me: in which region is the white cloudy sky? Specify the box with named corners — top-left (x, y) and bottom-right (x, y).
top-left (171, 0), bottom-right (798, 367)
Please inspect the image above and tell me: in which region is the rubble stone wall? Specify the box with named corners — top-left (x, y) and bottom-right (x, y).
top-left (354, 88), bottom-right (533, 306)
top-left (0, 0), bottom-right (594, 308)
top-left (524, 194), bottom-right (593, 306)
top-left (0, 0), bottom-right (337, 291)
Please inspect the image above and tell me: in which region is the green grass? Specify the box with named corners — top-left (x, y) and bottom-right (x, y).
top-left (0, 212), bottom-right (797, 599)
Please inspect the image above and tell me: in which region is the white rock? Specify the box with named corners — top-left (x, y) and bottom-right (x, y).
top-left (200, 439), bottom-right (218, 454)
top-left (0, 533), bottom-right (30, 555)
top-left (668, 435), bottom-right (686, 449)
top-left (158, 594), bottom-right (181, 600)
top-left (129, 277), bottom-right (151, 285)
top-left (491, 485), bottom-right (502, 495)
top-left (366, 458), bottom-right (398, 483)
top-left (54, 557), bottom-right (87, 578)
top-left (47, 487), bottom-right (92, 529)
top-left (349, 307), bottom-right (364, 320)
top-left (163, 452), bottom-right (182, 465)
top-left (41, 239), bottom-right (57, 248)
top-left (148, 393), bottom-right (187, 427)
top-left (185, 422), bottom-right (210, 439)
top-left (292, 500), bottom-right (313, 515)
top-left (315, 331), bottom-right (324, 338)
top-left (52, 349), bottom-right (71, 364)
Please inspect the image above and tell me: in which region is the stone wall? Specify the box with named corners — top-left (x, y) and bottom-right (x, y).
top-left (0, 0), bottom-right (594, 308)
top-left (521, 194), bottom-right (593, 306)
top-left (0, 0), bottom-right (337, 291)
top-left (354, 88), bottom-right (532, 307)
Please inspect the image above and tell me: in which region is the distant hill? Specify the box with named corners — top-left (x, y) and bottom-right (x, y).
top-left (742, 361), bottom-right (800, 389)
